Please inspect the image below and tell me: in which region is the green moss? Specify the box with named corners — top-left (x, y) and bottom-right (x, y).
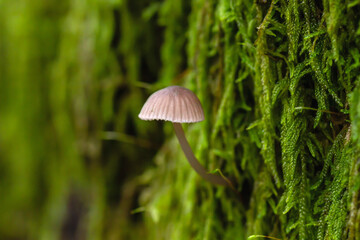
top-left (142, 0), bottom-right (360, 239)
top-left (0, 0), bottom-right (360, 239)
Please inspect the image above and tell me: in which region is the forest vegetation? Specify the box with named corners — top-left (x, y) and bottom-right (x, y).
top-left (0, 0), bottom-right (360, 239)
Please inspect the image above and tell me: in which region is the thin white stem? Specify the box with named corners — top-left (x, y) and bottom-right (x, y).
top-left (172, 122), bottom-right (229, 186)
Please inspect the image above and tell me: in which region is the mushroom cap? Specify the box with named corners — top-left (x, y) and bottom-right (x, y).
top-left (138, 86), bottom-right (205, 123)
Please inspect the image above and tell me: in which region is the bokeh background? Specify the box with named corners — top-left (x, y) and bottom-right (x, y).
top-left (1, 0), bottom-right (360, 240)
top-left (0, 0), bottom-right (166, 239)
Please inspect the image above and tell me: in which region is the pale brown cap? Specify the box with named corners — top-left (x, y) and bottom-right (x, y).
top-left (138, 86), bottom-right (205, 123)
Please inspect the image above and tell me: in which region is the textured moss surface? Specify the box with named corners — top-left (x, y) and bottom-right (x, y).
top-left (0, 0), bottom-right (360, 239)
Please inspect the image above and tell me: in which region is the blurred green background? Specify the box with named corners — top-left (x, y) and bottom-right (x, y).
top-left (1, 0), bottom-right (360, 240)
top-left (0, 0), bottom-right (166, 239)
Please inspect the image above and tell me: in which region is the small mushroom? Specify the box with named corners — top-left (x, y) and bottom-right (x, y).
top-left (139, 86), bottom-right (230, 186)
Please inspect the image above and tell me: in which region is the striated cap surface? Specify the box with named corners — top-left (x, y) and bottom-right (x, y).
top-left (138, 86), bottom-right (205, 123)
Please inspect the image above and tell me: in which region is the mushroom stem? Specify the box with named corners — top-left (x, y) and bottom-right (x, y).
top-left (172, 122), bottom-right (229, 186)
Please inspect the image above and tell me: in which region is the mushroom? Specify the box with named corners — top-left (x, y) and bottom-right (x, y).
top-left (138, 86), bottom-right (230, 186)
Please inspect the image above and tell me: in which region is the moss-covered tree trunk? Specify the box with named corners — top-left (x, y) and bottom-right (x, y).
top-left (141, 1), bottom-right (360, 239)
top-left (0, 0), bottom-right (359, 239)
